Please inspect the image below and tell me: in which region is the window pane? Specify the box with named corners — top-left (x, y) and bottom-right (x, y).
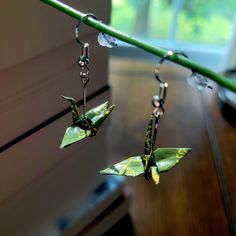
top-left (111, 0), bottom-right (236, 48)
top-left (148, 1), bottom-right (172, 39)
top-left (111, 0), bottom-right (136, 34)
top-left (177, 0), bottom-right (236, 45)
top-left (111, 0), bottom-right (172, 40)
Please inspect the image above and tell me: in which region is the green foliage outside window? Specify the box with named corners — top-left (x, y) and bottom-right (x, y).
top-left (111, 0), bottom-right (236, 46)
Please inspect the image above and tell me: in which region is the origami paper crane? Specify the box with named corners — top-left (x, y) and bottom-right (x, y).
top-left (100, 115), bottom-right (191, 184)
top-left (60, 96), bottom-right (115, 148)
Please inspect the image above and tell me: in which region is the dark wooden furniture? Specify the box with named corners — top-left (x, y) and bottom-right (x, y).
top-left (108, 58), bottom-right (236, 236)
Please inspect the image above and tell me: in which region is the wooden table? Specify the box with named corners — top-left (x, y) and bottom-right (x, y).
top-left (108, 57), bottom-right (236, 236)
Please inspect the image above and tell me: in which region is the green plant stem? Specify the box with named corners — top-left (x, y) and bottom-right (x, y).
top-left (41, 0), bottom-right (236, 92)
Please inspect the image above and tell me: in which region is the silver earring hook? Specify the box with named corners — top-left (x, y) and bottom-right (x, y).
top-left (151, 51), bottom-right (190, 150)
top-left (154, 50), bottom-right (190, 83)
top-left (75, 13), bottom-right (97, 46)
top-left (75, 14), bottom-right (97, 119)
top-left (151, 51), bottom-right (189, 150)
top-left (156, 51), bottom-right (212, 90)
top-left (152, 51), bottom-right (189, 118)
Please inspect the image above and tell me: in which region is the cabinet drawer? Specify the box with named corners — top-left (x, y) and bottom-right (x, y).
top-left (0, 39), bottom-right (108, 147)
top-left (0, 0), bottom-right (111, 148)
top-left (0, 91), bottom-right (111, 203)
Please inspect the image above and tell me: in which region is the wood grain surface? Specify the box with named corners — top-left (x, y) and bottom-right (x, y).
top-left (107, 57), bottom-right (236, 236)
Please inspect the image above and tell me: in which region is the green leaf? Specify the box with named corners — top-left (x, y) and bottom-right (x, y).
top-left (154, 148), bottom-right (191, 172)
top-left (100, 155), bottom-right (146, 176)
top-left (60, 126), bottom-right (90, 148)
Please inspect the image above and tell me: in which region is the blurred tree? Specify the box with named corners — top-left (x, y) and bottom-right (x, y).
top-left (111, 0), bottom-right (236, 45)
top-left (131, 0), bottom-right (151, 36)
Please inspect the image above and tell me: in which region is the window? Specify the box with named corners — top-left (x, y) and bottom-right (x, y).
top-left (111, 1), bottom-right (236, 68)
top-left (111, 0), bottom-right (236, 46)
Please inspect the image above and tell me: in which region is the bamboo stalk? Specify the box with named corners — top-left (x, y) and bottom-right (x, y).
top-left (41, 0), bottom-right (236, 92)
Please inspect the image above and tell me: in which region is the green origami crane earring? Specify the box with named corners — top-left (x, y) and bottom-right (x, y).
top-left (60, 14), bottom-right (115, 148)
top-left (100, 51), bottom-right (192, 184)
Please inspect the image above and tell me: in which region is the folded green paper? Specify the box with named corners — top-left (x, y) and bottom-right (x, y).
top-left (100, 148), bottom-right (191, 184)
top-left (60, 96), bottom-right (115, 148)
top-left (100, 115), bottom-right (191, 184)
